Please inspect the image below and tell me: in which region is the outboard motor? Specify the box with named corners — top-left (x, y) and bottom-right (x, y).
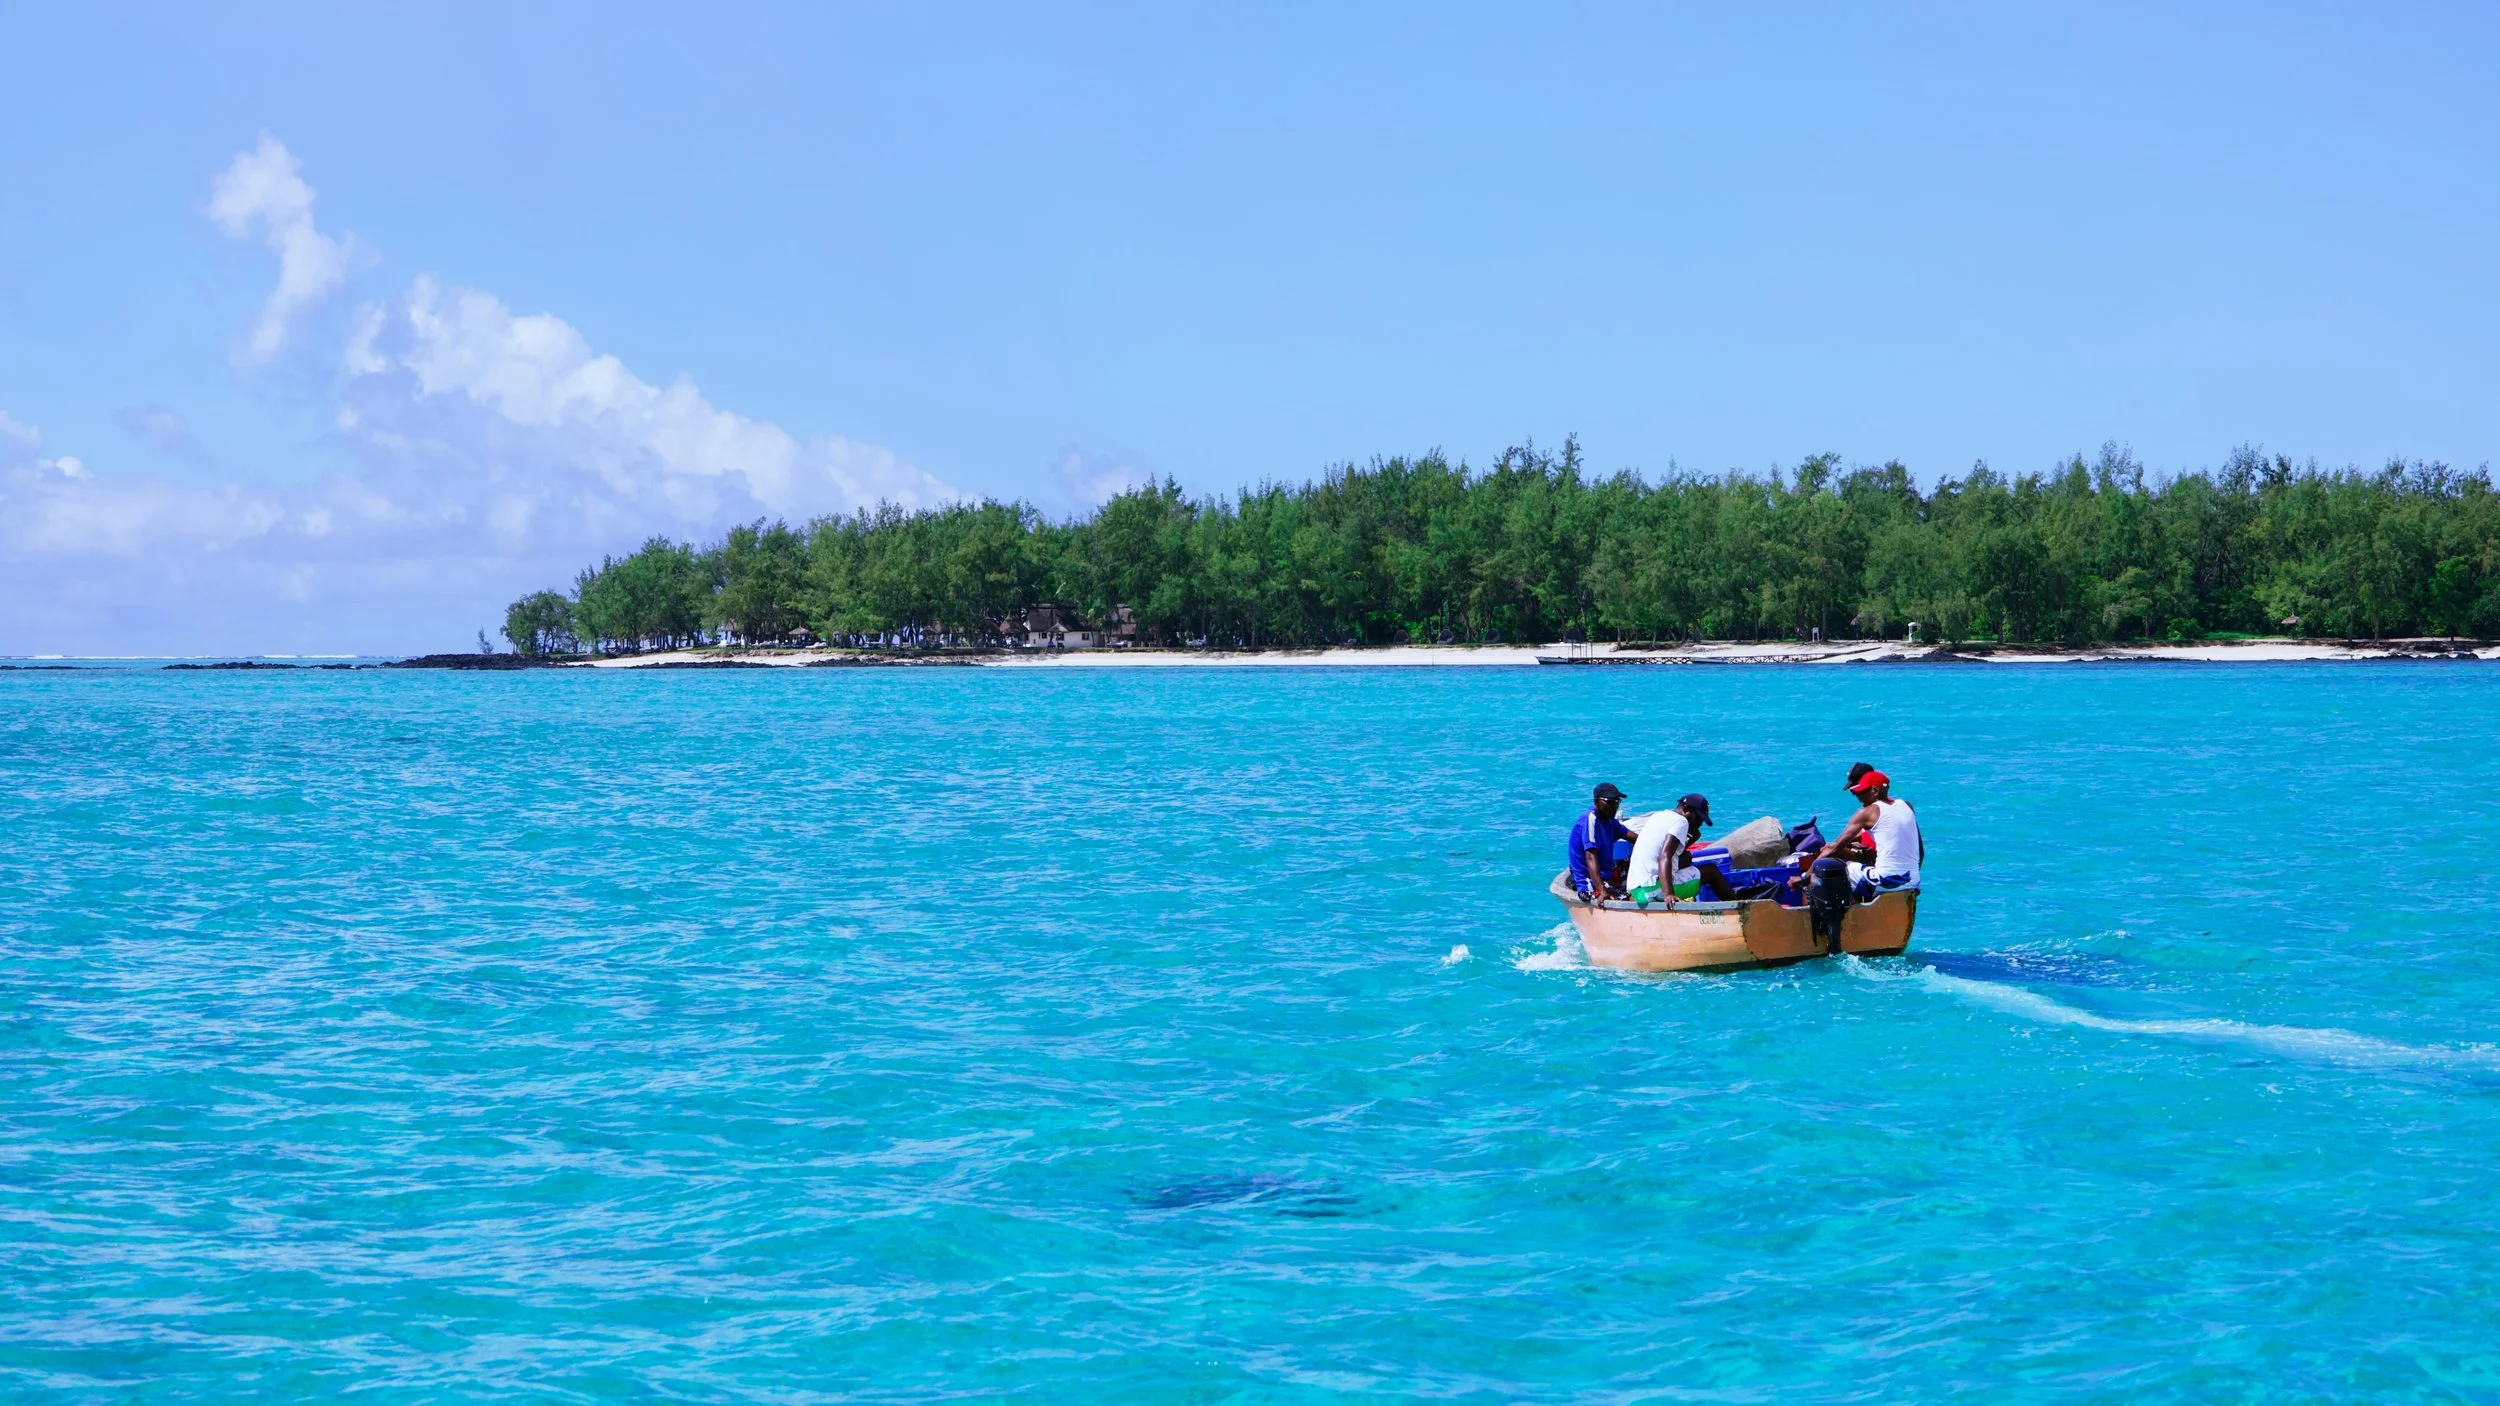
top-left (1808, 858), bottom-right (1854, 955)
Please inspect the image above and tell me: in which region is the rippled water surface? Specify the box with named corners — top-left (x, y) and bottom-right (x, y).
top-left (4, 663), bottom-right (2498, 1401)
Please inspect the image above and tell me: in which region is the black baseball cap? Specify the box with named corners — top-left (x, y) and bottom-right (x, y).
top-left (1678, 792), bottom-right (1712, 823)
top-left (1593, 782), bottom-right (1626, 802)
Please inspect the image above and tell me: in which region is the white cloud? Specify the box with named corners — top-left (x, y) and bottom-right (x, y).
top-left (1, 415), bottom-right (284, 557)
top-left (342, 276), bottom-right (950, 525)
top-left (207, 134), bottom-right (349, 362)
top-left (1052, 445), bottom-right (1151, 507)
top-left (0, 414), bottom-right (106, 490)
top-left (0, 137), bottom-right (958, 655)
top-left (1, 406), bottom-right (501, 653)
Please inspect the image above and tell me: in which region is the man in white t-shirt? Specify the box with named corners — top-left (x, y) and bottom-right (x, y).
top-left (1626, 793), bottom-right (1735, 906)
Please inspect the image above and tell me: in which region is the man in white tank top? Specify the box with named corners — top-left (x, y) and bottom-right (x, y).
top-left (1792, 765), bottom-right (1922, 897)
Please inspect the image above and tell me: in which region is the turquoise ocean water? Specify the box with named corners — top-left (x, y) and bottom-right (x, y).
top-left (4, 663), bottom-right (2498, 1401)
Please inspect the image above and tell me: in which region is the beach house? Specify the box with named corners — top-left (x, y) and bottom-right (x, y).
top-left (1021, 603), bottom-right (1102, 649)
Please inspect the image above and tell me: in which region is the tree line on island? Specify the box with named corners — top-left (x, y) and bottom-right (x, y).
top-left (502, 438), bottom-right (2500, 655)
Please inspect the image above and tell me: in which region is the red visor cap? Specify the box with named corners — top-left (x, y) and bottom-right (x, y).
top-left (1849, 769), bottom-right (1889, 795)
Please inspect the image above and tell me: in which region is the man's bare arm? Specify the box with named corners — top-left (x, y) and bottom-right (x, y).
top-left (1821, 804), bottom-right (1878, 853)
top-left (1792, 803), bottom-right (1879, 884)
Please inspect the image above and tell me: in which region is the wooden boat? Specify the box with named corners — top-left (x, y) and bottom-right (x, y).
top-left (1548, 871), bottom-right (1917, 973)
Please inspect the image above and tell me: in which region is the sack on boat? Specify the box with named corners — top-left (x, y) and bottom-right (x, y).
top-left (1717, 816), bottom-right (1790, 868)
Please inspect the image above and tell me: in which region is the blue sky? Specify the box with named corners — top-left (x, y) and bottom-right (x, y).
top-left (3, 2), bottom-right (2496, 653)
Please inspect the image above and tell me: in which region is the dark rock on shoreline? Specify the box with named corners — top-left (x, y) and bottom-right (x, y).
top-left (381, 653), bottom-right (559, 670)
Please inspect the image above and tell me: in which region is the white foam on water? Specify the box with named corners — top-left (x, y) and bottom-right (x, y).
top-left (1859, 959), bottom-right (2500, 1071)
top-left (1442, 944), bottom-right (1472, 966)
top-left (1513, 923), bottom-right (1585, 971)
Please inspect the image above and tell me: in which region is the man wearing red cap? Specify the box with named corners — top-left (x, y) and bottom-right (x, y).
top-left (1794, 765), bottom-right (1923, 898)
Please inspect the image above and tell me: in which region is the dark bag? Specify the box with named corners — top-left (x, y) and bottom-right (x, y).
top-left (1784, 817), bottom-right (1826, 856)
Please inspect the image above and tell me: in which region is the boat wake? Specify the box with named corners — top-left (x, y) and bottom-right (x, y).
top-left (1514, 922), bottom-right (1585, 971)
top-left (1914, 948), bottom-right (2135, 988)
top-left (1862, 959), bottom-right (2500, 1072)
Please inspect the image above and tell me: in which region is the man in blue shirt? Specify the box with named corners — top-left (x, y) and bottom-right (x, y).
top-left (1567, 782), bottom-right (1634, 901)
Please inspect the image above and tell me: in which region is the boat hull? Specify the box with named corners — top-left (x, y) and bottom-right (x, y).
top-left (1549, 872), bottom-right (1916, 973)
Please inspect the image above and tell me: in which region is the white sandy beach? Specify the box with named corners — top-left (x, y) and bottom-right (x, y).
top-left (569, 638), bottom-right (2500, 669)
